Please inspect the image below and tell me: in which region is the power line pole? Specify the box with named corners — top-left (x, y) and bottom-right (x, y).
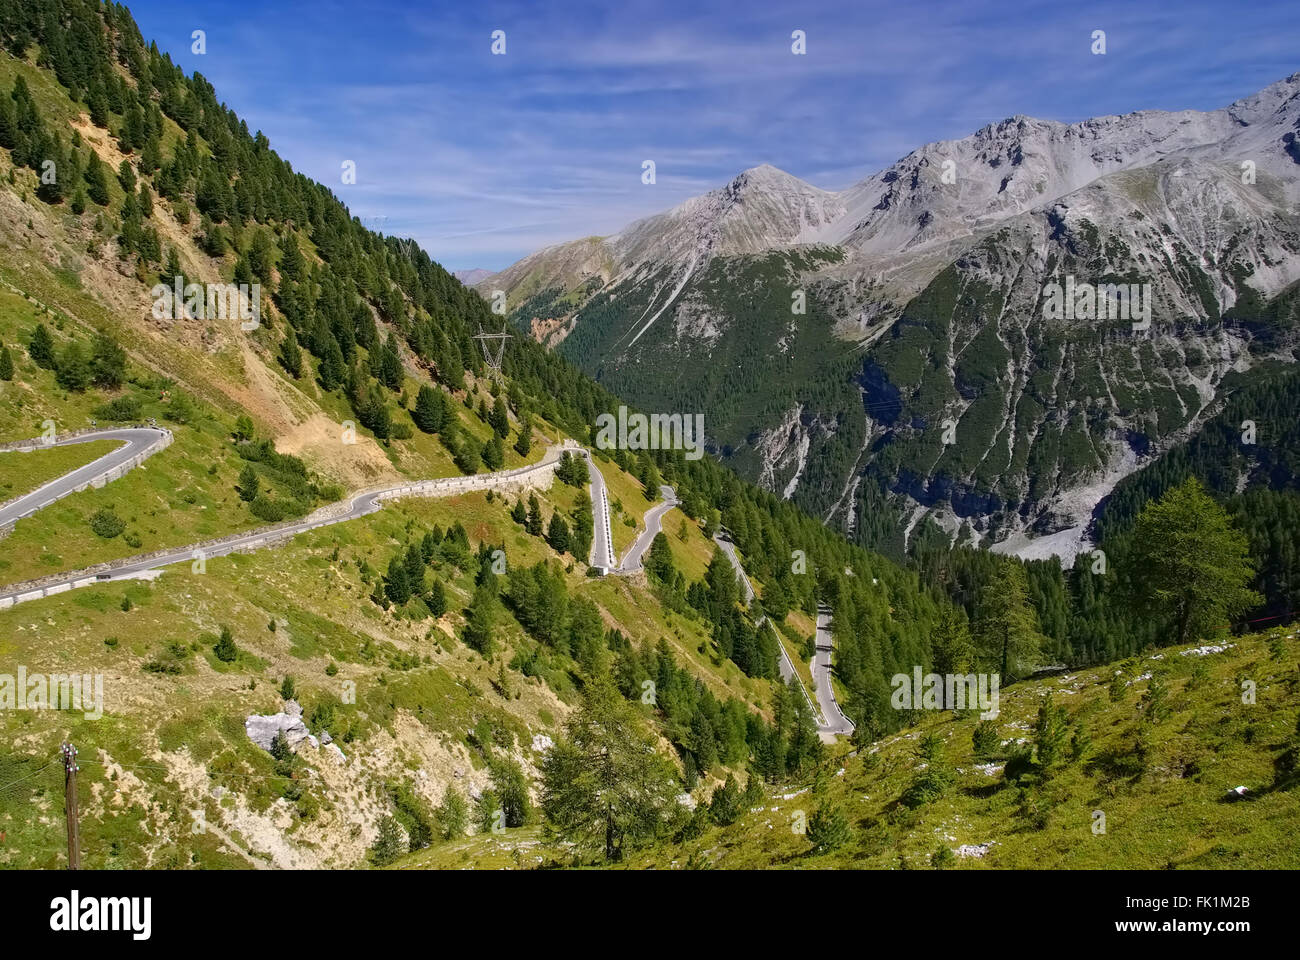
top-left (62, 742), bottom-right (80, 870)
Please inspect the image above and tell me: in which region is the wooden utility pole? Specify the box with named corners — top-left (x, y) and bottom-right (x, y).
top-left (61, 742), bottom-right (80, 870)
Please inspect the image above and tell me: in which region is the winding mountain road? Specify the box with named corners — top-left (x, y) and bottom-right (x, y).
top-left (0, 438), bottom-right (579, 607)
top-left (0, 434), bottom-right (853, 740)
top-left (813, 606), bottom-right (855, 738)
top-left (0, 427), bottom-right (171, 528)
top-left (617, 484), bottom-right (679, 573)
top-left (713, 531), bottom-right (854, 738)
top-left (580, 450), bottom-right (617, 572)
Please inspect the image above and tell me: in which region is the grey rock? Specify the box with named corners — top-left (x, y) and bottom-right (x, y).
top-left (245, 711), bottom-right (310, 751)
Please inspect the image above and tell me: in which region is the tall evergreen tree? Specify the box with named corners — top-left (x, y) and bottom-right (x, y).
top-left (412, 384), bottom-right (443, 433)
top-left (974, 561), bottom-right (1044, 681)
top-left (28, 323), bottom-right (55, 369)
top-left (1130, 478), bottom-right (1262, 646)
top-left (541, 678), bottom-right (678, 861)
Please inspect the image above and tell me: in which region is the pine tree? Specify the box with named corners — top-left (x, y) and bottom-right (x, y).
top-left (481, 434), bottom-right (504, 471)
top-left (89, 332), bottom-right (126, 388)
top-left (806, 801), bottom-right (850, 854)
top-left (489, 756), bottom-right (532, 827)
top-left (54, 341), bottom-right (90, 391)
top-left (541, 678), bottom-right (678, 861)
top-left (385, 555), bottom-right (411, 606)
top-left (412, 384), bottom-right (443, 433)
top-left (83, 152), bottom-right (109, 205)
top-left (1033, 694), bottom-right (1071, 771)
top-left (526, 495), bottom-right (543, 536)
top-left (547, 513), bottom-right (571, 554)
top-left (278, 329), bottom-right (303, 378)
top-left (437, 784), bottom-right (468, 840)
top-left (974, 561), bottom-right (1043, 681)
top-left (463, 582), bottom-right (499, 655)
top-left (0, 345), bottom-right (13, 381)
top-left (370, 815), bottom-right (405, 867)
top-left (646, 532), bottom-right (675, 582)
top-left (489, 395), bottom-right (510, 438)
top-left (237, 464), bottom-right (259, 502)
top-left (709, 774), bottom-right (742, 825)
top-left (570, 491), bottom-right (594, 562)
top-left (513, 414), bottom-right (532, 456)
top-left (213, 625), bottom-right (238, 663)
top-left (930, 605), bottom-right (973, 708)
top-left (28, 323), bottom-right (55, 369)
top-left (427, 578), bottom-right (447, 618)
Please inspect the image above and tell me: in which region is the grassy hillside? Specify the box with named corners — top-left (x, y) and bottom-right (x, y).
top-left (390, 628), bottom-right (1300, 870)
top-left (0, 451), bottom-right (767, 869)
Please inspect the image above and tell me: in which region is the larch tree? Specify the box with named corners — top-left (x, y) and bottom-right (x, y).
top-left (540, 678), bottom-right (678, 861)
top-left (1130, 477), bottom-right (1261, 646)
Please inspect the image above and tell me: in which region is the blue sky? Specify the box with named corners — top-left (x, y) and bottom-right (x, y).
top-left (126, 0), bottom-right (1298, 272)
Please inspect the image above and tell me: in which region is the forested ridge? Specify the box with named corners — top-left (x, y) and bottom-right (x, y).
top-left (0, 0), bottom-right (1285, 818)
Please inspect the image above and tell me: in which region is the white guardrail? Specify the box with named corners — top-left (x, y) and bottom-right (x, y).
top-left (0, 439), bottom-right (576, 609)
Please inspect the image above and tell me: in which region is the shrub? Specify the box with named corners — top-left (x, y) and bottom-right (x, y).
top-left (249, 495), bottom-right (287, 522)
top-left (972, 720), bottom-right (1000, 760)
top-left (89, 508), bottom-right (125, 539)
top-left (94, 394), bottom-right (142, 421)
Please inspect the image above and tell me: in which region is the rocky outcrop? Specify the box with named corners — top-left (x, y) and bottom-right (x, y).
top-left (245, 701), bottom-right (311, 751)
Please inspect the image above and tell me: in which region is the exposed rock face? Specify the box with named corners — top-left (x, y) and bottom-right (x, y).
top-left (487, 73), bottom-right (1300, 560)
top-left (245, 710), bottom-right (311, 751)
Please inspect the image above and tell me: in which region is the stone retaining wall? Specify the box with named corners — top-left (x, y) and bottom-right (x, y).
top-left (0, 427), bottom-right (173, 522)
top-left (0, 442), bottom-right (585, 608)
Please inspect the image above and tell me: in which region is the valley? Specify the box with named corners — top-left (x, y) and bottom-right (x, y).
top-left (0, 0), bottom-right (1293, 890)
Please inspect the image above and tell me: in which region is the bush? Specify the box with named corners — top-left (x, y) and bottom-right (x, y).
top-left (249, 495), bottom-right (288, 522)
top-left (88, 508), bottom-right (125, 539)
top-left (94, 394), bottom-right (142, 421)
top-left (972, 720), bottom-right (1000, 760)
top-left (931, 845), bottom-right (956, 869)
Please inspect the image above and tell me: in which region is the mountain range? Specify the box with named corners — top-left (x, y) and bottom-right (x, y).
top-left (482, 73), bottom-right (1300, 562)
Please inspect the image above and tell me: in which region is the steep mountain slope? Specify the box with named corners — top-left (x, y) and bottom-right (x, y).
top-left (399, 628), bottom-right (1300, 870)
top-left (487, 73), bottom-right (1300, 561)
top-left (0, 1), bottom-right (955, 870)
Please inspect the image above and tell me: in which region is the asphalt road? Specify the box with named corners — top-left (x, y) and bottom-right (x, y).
top-left (0, 427), bottom-right (170, 529)
top-left (581, 451), bottom-right (616, 571)
top-left (813, 606), bottom-right (855, 738)
top-left (710, 531), bottom-right (852, 735)
top-left (0, 429), bottom-right (853, 753)
top-left (618, 484), bottom-right (678, 572)
top-left (0, 440), bottom-right (572, 605)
